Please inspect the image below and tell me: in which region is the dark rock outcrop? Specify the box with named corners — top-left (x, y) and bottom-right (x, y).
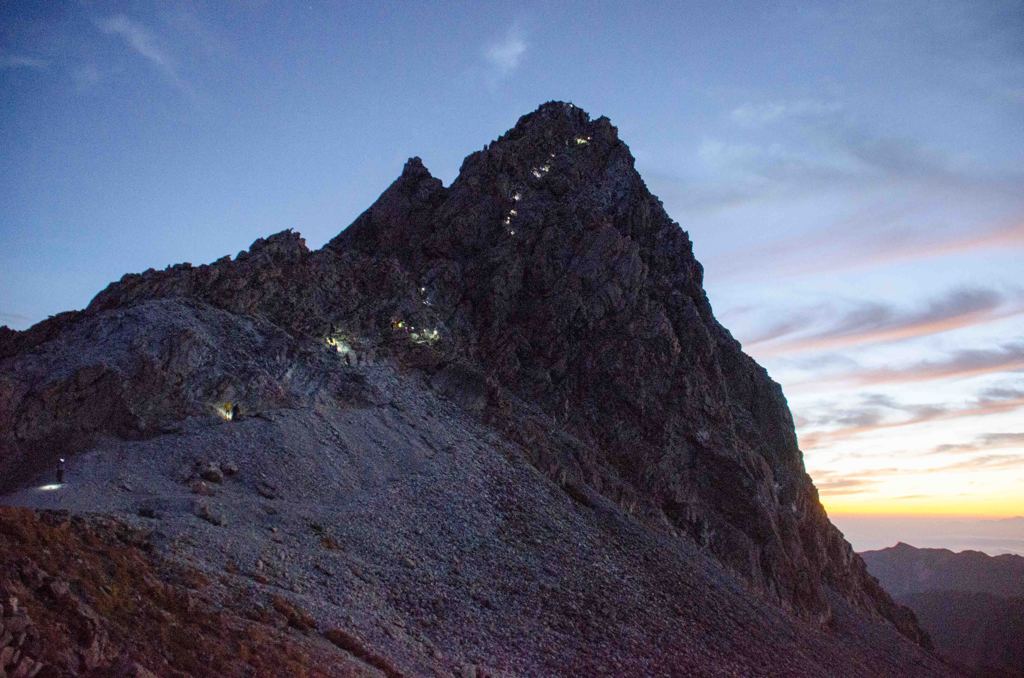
top-left (1, 102), bottom-right (932, 663)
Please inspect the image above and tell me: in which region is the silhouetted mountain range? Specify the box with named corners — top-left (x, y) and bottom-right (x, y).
top-left (863, 543), bottom-right (1024, 677)
top-left (862, 541), bottom-right (1024, 598)
top-left (0, 103), bottom-right (947, 676)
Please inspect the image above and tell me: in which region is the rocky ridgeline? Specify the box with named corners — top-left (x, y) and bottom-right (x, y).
top-left (0, 102), bottom-right (926, 651)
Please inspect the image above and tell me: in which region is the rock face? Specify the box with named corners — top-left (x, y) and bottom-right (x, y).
top-left (0, 102), bottom-right (939, 673)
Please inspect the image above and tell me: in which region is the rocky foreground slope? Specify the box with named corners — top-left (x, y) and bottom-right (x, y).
top-left (0, 103), bottom-right (949, 676)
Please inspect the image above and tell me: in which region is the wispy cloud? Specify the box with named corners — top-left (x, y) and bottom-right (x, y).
top-left (809, 452), bottom-right (1024, 500)
top-left (705, 217), bottom-right (1024, 280)
top-left (938, 454), bottom-right (1024, 472)
top-left (746, 287), bottom-right (1023, 356)
top-left (659, 95), bottom-right (1024, 282)
top-left (483, 25), bottom-right (526, 86)
top-left (909, 216), bottom-right (1021, 250)
top-left (934, 432), bottom-right (1024, 455)
top-left (730, 99), bottom-right (843, 127)
top-left (95, 14), bottom-right (187, 92)
top-left (790, 344), bottom-right (1024, 393)
top-left (813, 476), bottom-right (879, 496)
top-left (688, 107), bottom-right (969, 201)
top-left (0, 311), bottom-right (34, 326)
top-left (809, 466), bottom-right (904, 496)
top-left (844, 220), bottom-right (1024, 274)
top-left (0, 54), bottom-right (48, 70)
top-left (744, 304), bottom-right (827, 345)
top-left (798, 385), bottom-right (1024, 451)
top-left (71, 64), bottom-right (103, 91)
top-left (843, 342), bottom-right (1024, 387)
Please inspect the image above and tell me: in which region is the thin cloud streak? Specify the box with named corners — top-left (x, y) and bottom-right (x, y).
top-left (809, 467), bottom-right (903, 496)
top-left (810, 454), bottom-right (1024, 502)
top-left (673, 96), bottom-right (1024, 221)
top-left (747, 288), bottom-right (1023, 356)
top-left (850, 343), bottom-right (1024, 386)
top-left (939, 454), bottom-right (1024, 472)
top-left (800, 399), bottom-right (1024, 449)
top-left (798, 388), bottom-right (1024, 451)
top-left (71, 64), bottom-right (102, 91)
top-left (793, 342), bottom-right (1024, 390)
top-left (0, 55), bottom-right (48, 70)
top-left (483, 26), bottom-right (526, 85)
top-left (813, 477), bottom-right (878, 496)
top-left (729, 99), bottom-right (843, 127)
top-left (934, 432), bottom-right (1024, 455)
top-left (0, 311), bottom-right (34, 325)
top-left (744, 306), bottom-right (825, 345)
top-left (708, 219), bottom-right (1024, 281)
top-left (95, 14), bottom-right (187, 92)
top-left (675, 100), bottom-right (1024, 281)
top-left (859, 220), bottom-right (1024, 270)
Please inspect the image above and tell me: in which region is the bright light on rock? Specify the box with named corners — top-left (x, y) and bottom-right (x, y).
top-left (411, 328), bottom-right (440, 345)
top-left (326, 335), bottom-right (353, 355)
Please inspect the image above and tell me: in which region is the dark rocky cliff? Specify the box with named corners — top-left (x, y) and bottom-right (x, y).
top-left (1, 103), bottom-right (929, 664)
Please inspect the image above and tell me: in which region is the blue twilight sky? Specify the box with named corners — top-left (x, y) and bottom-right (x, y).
top-left (2, 1), bottom-right (1023, 535)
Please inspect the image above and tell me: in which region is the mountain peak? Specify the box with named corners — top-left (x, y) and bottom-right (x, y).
top-left (303, 106), bottom-right (921, 639)
top-left (498, 100), bottom-right (619, 155)
top-left (0, 104), bottom-right (937, 670)
top-left (401, 155), bottom-right (432, 178)
top-left (514, 100), bottom-right (593, 131)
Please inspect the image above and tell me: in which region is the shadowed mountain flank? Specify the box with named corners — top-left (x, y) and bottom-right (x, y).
top-left (862, 542), bottom-right (1024, 599)
top-left (864, 543), bottom-right (1024, 676)
top-left (1, 103), bottom-right (946, 676)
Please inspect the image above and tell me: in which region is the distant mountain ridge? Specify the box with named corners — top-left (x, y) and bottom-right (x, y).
top-left (863, 543), bottom-right (1024, 677)
top-left (862, 541), bottom-right (1024, 598)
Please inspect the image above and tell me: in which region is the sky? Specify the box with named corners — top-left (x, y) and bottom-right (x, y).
top-left (2, 1), bottom-right (1022, 552)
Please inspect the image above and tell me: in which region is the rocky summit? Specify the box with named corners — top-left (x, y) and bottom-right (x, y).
top-left (0, 103), bottom-right (949, 676)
